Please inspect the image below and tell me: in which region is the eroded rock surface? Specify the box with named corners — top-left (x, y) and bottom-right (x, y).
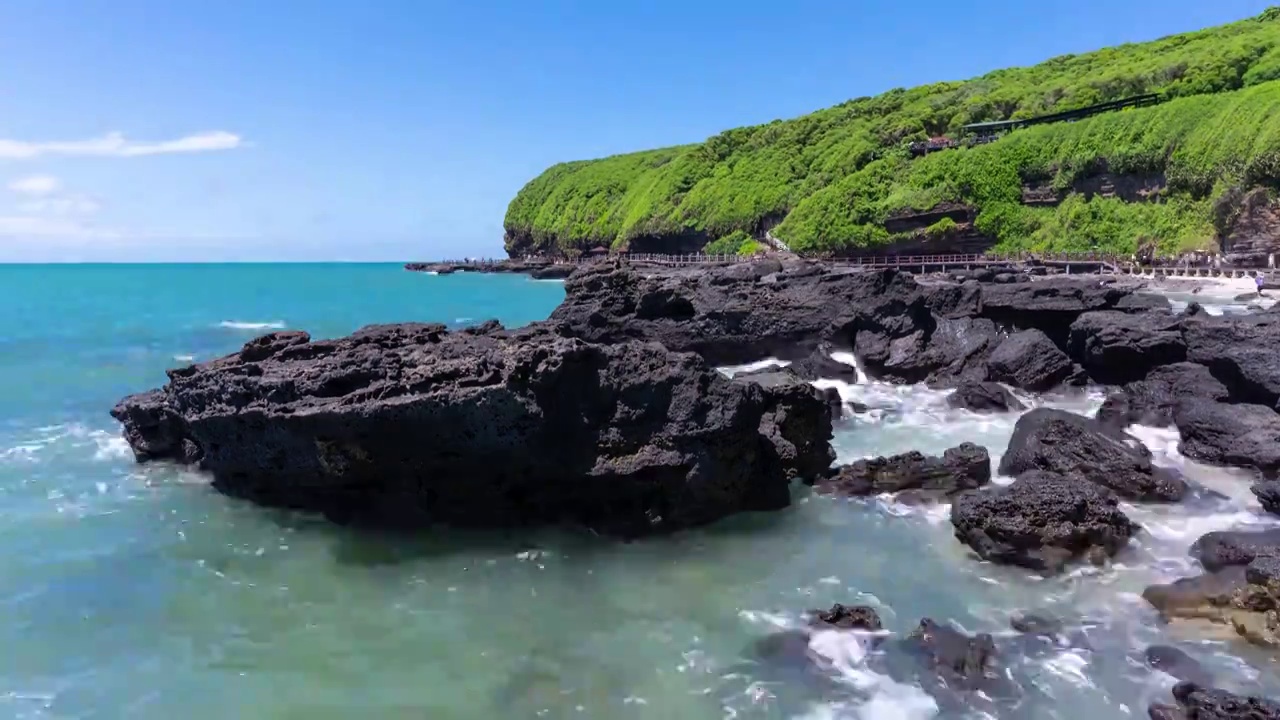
top-left (111, 322), bottom-right (834, 536)
top-left (951, 470), bottom-right (1139, 573)
top-left (819, 443), bottom-right (991, 502)
top-left (999, 408), bottom-right (1188, 501)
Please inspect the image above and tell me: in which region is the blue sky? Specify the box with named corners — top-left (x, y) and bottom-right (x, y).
top-left (0, 0), bottom-right (1271, 262)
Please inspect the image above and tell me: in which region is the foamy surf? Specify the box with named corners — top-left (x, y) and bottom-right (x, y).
top-left (217, 320), bottom-right (286, 330)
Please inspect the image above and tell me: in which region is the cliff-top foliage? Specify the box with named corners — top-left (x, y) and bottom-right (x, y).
top-left (505, 8), bottom-right (1280, 256)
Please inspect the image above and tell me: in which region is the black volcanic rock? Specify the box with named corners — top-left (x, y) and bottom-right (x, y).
top-left (1191, 528), bottom-right (1280, 572)
top-left (1148, 682), bottom-right (1280, 720)
top-left (1253, 481), bottom-right (1280, 516)
top-left (1173, 398), bottom-right (1280, 475)
top-left (1097, 362), bottom-right (1229, 429)
top-left (999, 408), bottom-right (1188, 501)
top-left (946, 381), bottom-right (1025, 413)
top-left (1066, 310), bottom-right (1186, 385)
top-left (110, 322), bottom-right (833, 537)
top-left (808, 603), bottom-right (883, 631)
top-left (986, 329), bottom-right (1083, 392)
top-left (1182, 311), bottom-right (1280, 409)
top-left (950, 470), bottom-right (1139, 573)
top-left (819, 443), bottom-right (991, 502)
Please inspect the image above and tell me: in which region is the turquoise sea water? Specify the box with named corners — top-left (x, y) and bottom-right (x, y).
top-left (3, 263), bottom-right (1279, 719)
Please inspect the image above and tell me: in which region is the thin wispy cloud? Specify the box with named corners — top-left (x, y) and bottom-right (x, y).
top-left (8, 174), bottom-right (61, 195)
top-left (0, 131), bottom-right (243, 159)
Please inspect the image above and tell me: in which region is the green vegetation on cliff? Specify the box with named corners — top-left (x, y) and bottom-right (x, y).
top-left (504, 8), bottom-right (1280, 256)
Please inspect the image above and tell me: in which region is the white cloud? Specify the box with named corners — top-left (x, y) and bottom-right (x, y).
top-left (8, 174), bottom-right (60, 195)
top-left (0, 131), bottom-right (243, 159)
top-left (18, 196), bottom-right (100, 216)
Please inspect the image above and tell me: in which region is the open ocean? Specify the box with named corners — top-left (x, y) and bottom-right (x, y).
top-left (2, 262), bottom-right (1279, 719)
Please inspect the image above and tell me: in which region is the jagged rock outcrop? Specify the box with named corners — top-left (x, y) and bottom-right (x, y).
top-left (1191, 528), bottom-right (1280, 572)
top-left (1066, 310), bottom-right (1186, 385)
top-left (1173, 398), bottom-right (1280, 475)
top-left (549, 261), bottom-right (1161, 383)
top-left (951, 470), bottom-right (1140, 573)
top-left (110, 322), bottom-right (833, 537)
top-left (732, 365), bottom-right (845, 422)
top-left (1221, 186), bottom-right (1280, 268)
top-left (819, 443), bottom-right (991, 502)
top-left (1096, 362), bottom-right (1229, 429)
top-left (1148, 682), bottom-right (1280, 720)
top-left (405, 258), bottom-right (576, 279)
top-left (1254, 481), bottom-right (1280, 516)
top-left (946, 381), bottom-right (1025, 413)
top-left (999, 408), bottom-right (1188, 501)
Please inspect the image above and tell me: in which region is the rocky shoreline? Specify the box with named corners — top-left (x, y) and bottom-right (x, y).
top-left (112, 258), bottom-right (1280, 716)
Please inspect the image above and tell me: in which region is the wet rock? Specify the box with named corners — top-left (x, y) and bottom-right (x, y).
top-left (1000, 408), bottom-right (1188, 501)
top-left (890, 619), bottom-right (1005, 691)
top-left (1066, 310), bottom-right (1186, 385)
top-left (808, 603), bottom-right (883, 631)
top-left (1148, 682), bottom-right (1280, 720)
top-left (946, 380), bottom-right (1025, 413)
top-left (1182, 312), bottom-right (1280, 409)
top-left (1144, 645), bottom-right (1214, 686)
top-left (787, 344), bottom-right (860, 382)
top-left (1253, 481), bottom-right (1280, 516)
top-left (819, 443), bottom-right (991, 501)
top-left (1096, 363), bottom-right (1229, 429)
top-left (1191, 529), bottom-right (1280, 571)
top-left (110, 323), bottom-right (834, 537)
top-left (1174, 399), bottom-right (1280, 475)
top-left (1009, 612), bottom-right (1063, 637)
top-left (1143, 559), bottom-right (1280, 648)
top-left (1236, 292), bottom-right (1263, 302)
top-left (986, 328), bottom-right (1084, 392)
top-left (731, 365), bottom-right (844, 422)
top-left (978, 276), bottom-right (1169, 344)
top-left (951, 469), bottom-right (1140, 573)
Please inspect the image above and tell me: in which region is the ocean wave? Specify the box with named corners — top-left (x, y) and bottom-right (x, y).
top-left (173, 353), bottom-right (196, 362)
top-left (217, 320), bottom-right (286, 330)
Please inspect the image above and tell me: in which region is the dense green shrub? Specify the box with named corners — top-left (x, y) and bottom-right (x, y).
top-left (505, 8), bottom-right (1280, 255)
top-left (702, 230), bottom-right (760, 255)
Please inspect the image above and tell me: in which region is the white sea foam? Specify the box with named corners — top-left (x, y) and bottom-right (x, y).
top-left (217, 320), bottom-right (286, 330)
top-left (718, 357), bottom-right (791, 377)
top-left (173, 353), bottom-right (196, 362)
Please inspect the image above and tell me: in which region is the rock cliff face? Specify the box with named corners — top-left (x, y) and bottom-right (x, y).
top-left (1221, 187), bottom-right (1280, 267)
top-left (110, 321), bottom-right (833, 537)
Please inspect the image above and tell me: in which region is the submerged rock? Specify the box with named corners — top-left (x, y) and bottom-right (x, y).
top-left (985, 328), bottom-right (1084, 392)
top-left (1144, 555), bottom-right (1280, 648)
top-left (1000, 408), bottom-right (1188, 501)
top-left (1148, 682), bottom-right (1280, 720)
top-left (1174, 398), bottom-right (1280, 475)
top-left (1144, 645), bottom-right (1215, 687)
top-left (819, 443), bottom-right (991, 502)
top-left (946, 380), bottom-right (1025, 413)
top-left (1066, 310), bottom-right (1186, 385)
top-left (110, 322), bottom-right (834, 537)
top-left (951, 470), bottom-right (1139, 573)
top-left (1096, 362), bottom-right (1229, 429)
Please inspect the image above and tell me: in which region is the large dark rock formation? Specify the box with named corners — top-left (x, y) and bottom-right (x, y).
top-left (819, 443), bottom-right (991, 502)
top-left (110, 322), bottom-right (834, 537)
top-left (985, 328), bottom-right (1084, 392)
top-left (1066, 310), bottom-right (1186, 385)
top-left (549, 261), bottom-right (1161, 382)
top-left (1173, 398), bottom-right (1280, 475)
top-left (1182, 311), bottom-right (1280, 409)
top-left (1097, 362), bottom-right (1229, 429)
top-left (999, 408), bottom-right (1188, 501)
top-left (950, 470), bottom-right (1140, 573)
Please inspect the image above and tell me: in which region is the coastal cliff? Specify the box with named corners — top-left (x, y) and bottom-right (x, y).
top-left (504, 8), bottom-right (1280, 260)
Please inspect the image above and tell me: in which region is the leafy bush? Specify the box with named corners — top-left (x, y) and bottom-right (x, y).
top-left (505, 8), bottom-right (1280, 256)
top-left (702, 230), bottom-right (760, 255)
